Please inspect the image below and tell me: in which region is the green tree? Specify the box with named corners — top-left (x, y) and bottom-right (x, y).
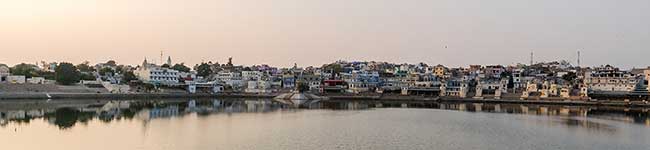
top-left (121, 71), bottom-right (137, 84)
top-left (196, 63), bottom-right (213, 77)
top-left (562, 72), bottom-right (578, 82)
top-left (99, 67), bottom-right (115, 76)
top-left (37, 71), bottom-right (56, 80)
top-left (76, 61), bottom-right (95, 72)
top-left (115, 65), bottom-right (126, 74)
top-left (322, 64), bottom-right (343, 74)
top-left (171, 63), bottom-right (191, 72)
top-left (55, 62), bottom-right (81, 85)
top-left (161, 64), bottom-right (170, 68)
top-left (10, 63), bottom-right (39, 78)
top-left (79, 73), bottom-right (96, 80)
top-left (106, 60), bottom-right (117, 66)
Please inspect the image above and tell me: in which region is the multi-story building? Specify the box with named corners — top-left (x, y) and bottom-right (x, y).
top-left (217, 72), bottom-right (242, 81)
top-left (245, 80), bottom-right (272, 93)
top-left (322, 80), bottom-right (346, 93)
top-left (298, 75), bottom-right (322, 91)
top-left (135, 59), bottom-right (180, 85)
top-left (584, 65), bottom-right (637, 92)
top-left (440, 79), bottom-right (468, 98)
top-left (512, 69), bottom-right (524, 90)
top-left (216, 72), bottom-right (243, 89)
top-left (241, 71), bottom-right (262, 81)
top-left (135, 67), bottom-right (179, 85)
top-left (282, 74), bottom-right (296, 88)
top-left (434, 65), bottom-right (447, 78)
top-left (484, 65), bottom-right (505, 79)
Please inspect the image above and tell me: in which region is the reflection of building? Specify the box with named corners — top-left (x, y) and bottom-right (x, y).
top-left (6, 110), bottom-right (26, 120)
top-left (136, 106), bottom-right (180, 120)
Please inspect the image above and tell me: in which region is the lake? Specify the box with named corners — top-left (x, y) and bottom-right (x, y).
top-left (0, 99), bottom-right (649, 150)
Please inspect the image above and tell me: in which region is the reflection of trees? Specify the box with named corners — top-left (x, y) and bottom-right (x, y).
top-left (121, 109), bottom-right (137, 119)
top-left (50, 108), bottom-right (78, 129)
top-left (47, 108), bottom-right (94, 129)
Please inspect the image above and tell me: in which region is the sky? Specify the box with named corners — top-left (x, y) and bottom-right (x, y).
top-left (0, 0), bottom-right (649, 68)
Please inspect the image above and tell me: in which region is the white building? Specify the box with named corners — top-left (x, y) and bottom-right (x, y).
top-left (512, 69), bottom-right (525, 89)
top-left (440, 79), bottom-right (468, 98)
top-left (6, 76), bottom-right (26, 84)
top-left (217, 72), bottom-right (244, 89)
top-left (584, 65), bottom-right (637, 92)
top-left (245, 80), bottom-right (272, 93)
top-left (241, 71), bottom-right (262, 81)
top-left (135, 59), bottom-right (179, 85)
top-left (217, 72), bottom-right (242, 82)
top-left (27, 77), bottom-right (45, 84)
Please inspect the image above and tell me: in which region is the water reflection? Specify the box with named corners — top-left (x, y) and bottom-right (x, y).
top-left (321, 100), bottom-right (650, 126)
top-left (0, 99), bottom-right (290, 129)
top-left (1, 99), bottom-right (650, 129)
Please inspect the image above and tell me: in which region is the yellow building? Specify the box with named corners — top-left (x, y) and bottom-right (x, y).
top-left (434, 65), bottom-right (447, 78)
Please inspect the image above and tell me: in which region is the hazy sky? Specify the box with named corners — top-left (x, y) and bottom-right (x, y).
top-left (1, 0), bottom-right (649, 68)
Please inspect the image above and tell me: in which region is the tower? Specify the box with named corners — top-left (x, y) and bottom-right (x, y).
top-left (167, 56), bottom-right (172, 66)
top-left (142, 57), bottom-right (149, 69)
top-left (160, 51), bottom-right (163, 65)
top-left (577, 50), bottom-right (581, 67)
top-left (530, 51), bottom-right (534, 66)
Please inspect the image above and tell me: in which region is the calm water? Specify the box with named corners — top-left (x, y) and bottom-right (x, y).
top-left (1, 99), bottom-right (649, 150)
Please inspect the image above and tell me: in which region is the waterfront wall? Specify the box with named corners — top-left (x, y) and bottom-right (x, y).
top-left (0, 93), bottom-right (276, 100)
top-left (1, 92), bottom-right (647, 107)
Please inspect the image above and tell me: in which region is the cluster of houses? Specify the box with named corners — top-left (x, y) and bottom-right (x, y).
top-left (0, 64), bottom-right (47, 84)
top-left (180, 59), bottom-right (649, 101)
top-left (2, 58), bottom-right (649, 101)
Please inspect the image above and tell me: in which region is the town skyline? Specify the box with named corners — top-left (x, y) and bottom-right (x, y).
top-left (2, 0), bottom-right (649, 68)
top-left (2, 1), bottom-right (650, 149)
top-left (0, 51), bottom-right (647, 70)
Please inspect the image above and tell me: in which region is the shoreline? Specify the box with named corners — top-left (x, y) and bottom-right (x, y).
top-left (0, 92), bottom-right (648, 107)
top-left (0, 93), bottom-right (276, 100)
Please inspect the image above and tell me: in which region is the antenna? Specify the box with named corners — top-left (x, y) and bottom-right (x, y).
top-left (160, 50), bottom-right (164, 65)
top-left (530, 51), bottom-right (534, 65)
top-left (577, 50), bottom-right (581, 67)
